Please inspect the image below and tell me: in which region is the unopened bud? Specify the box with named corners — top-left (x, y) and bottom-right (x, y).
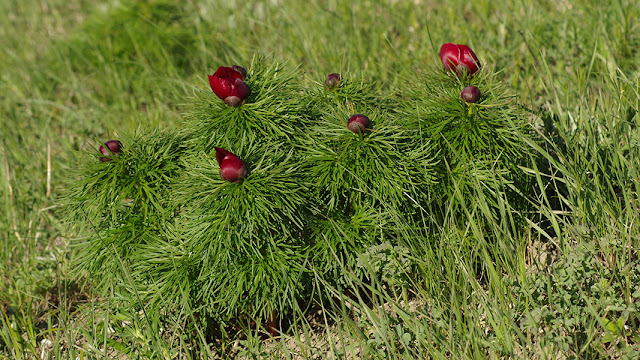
top-left (99, 140), bottom-right (122, 162)
top-left (347, 114), bottom-right (370, 134)
top-left (324, 73), bottom-right (341, 89)
top-left (461, 86), bottom-right (481, 103)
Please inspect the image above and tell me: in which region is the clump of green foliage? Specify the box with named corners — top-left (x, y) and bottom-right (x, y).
top-left (63, 57), bottom-right (535, 340)
top-left (399, 65), bottom-right (536, 226)
top-left (63, 129), bottom-right (186, 292)
top-left (182, 59), bottom-right (307, 152)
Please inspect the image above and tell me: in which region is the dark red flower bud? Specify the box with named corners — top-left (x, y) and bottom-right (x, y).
top-left (325, 73), bottom-right (341, 89)
top-left (347, 114), bottom-right (370, 134)
top-left (461, 86), bottom-right (481, 103)
top-left (208, 66), bottom-right (251, 107)
top-left (232, 65), bottom-right (247, 78)
top-left (214, 147), bottom-right (247, 183)
top-left (99, 140), bottom-right (122, 162)
top-left (440, 43), bottom-right (481, 76)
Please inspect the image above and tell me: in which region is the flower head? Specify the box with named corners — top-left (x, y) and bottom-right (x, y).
top-left (347, 114), bottom-right (371, 134)
top-left (214, 147), bottom-right (248, 183)
top-left (439, 43), bottom-right (481, 76)
top-left (208, 66), bottom-right (251, 107)
top-left (99, 140), bottom-right (122, 162)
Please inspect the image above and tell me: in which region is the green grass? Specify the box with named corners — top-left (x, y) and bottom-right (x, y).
top-left (1, 0), bottom-right (639, 358)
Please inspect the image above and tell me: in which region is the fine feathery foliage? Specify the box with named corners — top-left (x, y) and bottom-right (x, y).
top-left (170, 140), bottom-right (311, 326)
top-left (300, 103), bottom-right (436, 216)
top-left (302, 71), bottom-right (396, 122)
top-left (62, 128), bottom-right (187, 290)
top-left (60, 57), bottom-right (542, 342)
top-left (182, 57), bottom-right (308, 154)
top-left (299, 73), bottom-right (438, 290)
top-left (398, 63), bottom-right (536, 226)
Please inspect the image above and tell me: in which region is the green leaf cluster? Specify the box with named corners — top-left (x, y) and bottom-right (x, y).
top-left (63, 58), bottom-right (535, 337)
top-left (399, 66), bottom-right (536, 223)
top-left (62, 128), bottom-right (186, 291)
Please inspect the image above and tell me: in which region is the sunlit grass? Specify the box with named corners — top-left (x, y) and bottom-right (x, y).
top-left (1, 0), bottom-right (639, 358)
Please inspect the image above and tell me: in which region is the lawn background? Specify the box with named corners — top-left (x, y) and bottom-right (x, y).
top-left (1, 0), bottom-right (639, 358)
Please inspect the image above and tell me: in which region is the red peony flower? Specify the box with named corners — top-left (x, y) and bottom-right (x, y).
top-left (208, 66), bottom-right (251, 107)
top-left (347, 114), bottom-right (371, 134)
top-left (99, 140), bottom-right (122, 162)
top-left (439, 43), bottom-right (481, 76)
top-left (214, 147), bottom-right (248, 183)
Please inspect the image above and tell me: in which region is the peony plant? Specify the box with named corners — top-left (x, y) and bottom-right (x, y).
top-left (400, 43), bottom-right (535, 225)
top-left (64, 52), bottom-right (536, 343)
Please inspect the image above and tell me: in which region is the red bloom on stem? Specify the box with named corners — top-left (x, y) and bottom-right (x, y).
top-left (99, 140), bottom-right (122, 162)
top-left (208, 66), bottom-right (251, 107)
top-left (439, 43), bottom-right (481, 76)
top-left (214, 147), bottom-right (247, 183)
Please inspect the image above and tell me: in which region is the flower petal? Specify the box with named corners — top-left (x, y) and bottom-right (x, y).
top-left (439, 43), bottom-right (461, 71)
top-left (230, 78), bottom-right (251, 100)
top-left (209, 75), bottom-right (232, 100)
top-left (214, 147), bottom-right (233, 165)
top-left (213, 66), bottom-right (244, 81)
top-left (458, 45), bottom-right (480, 74)
top-left (219, 156), bottom-right (247, 183)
